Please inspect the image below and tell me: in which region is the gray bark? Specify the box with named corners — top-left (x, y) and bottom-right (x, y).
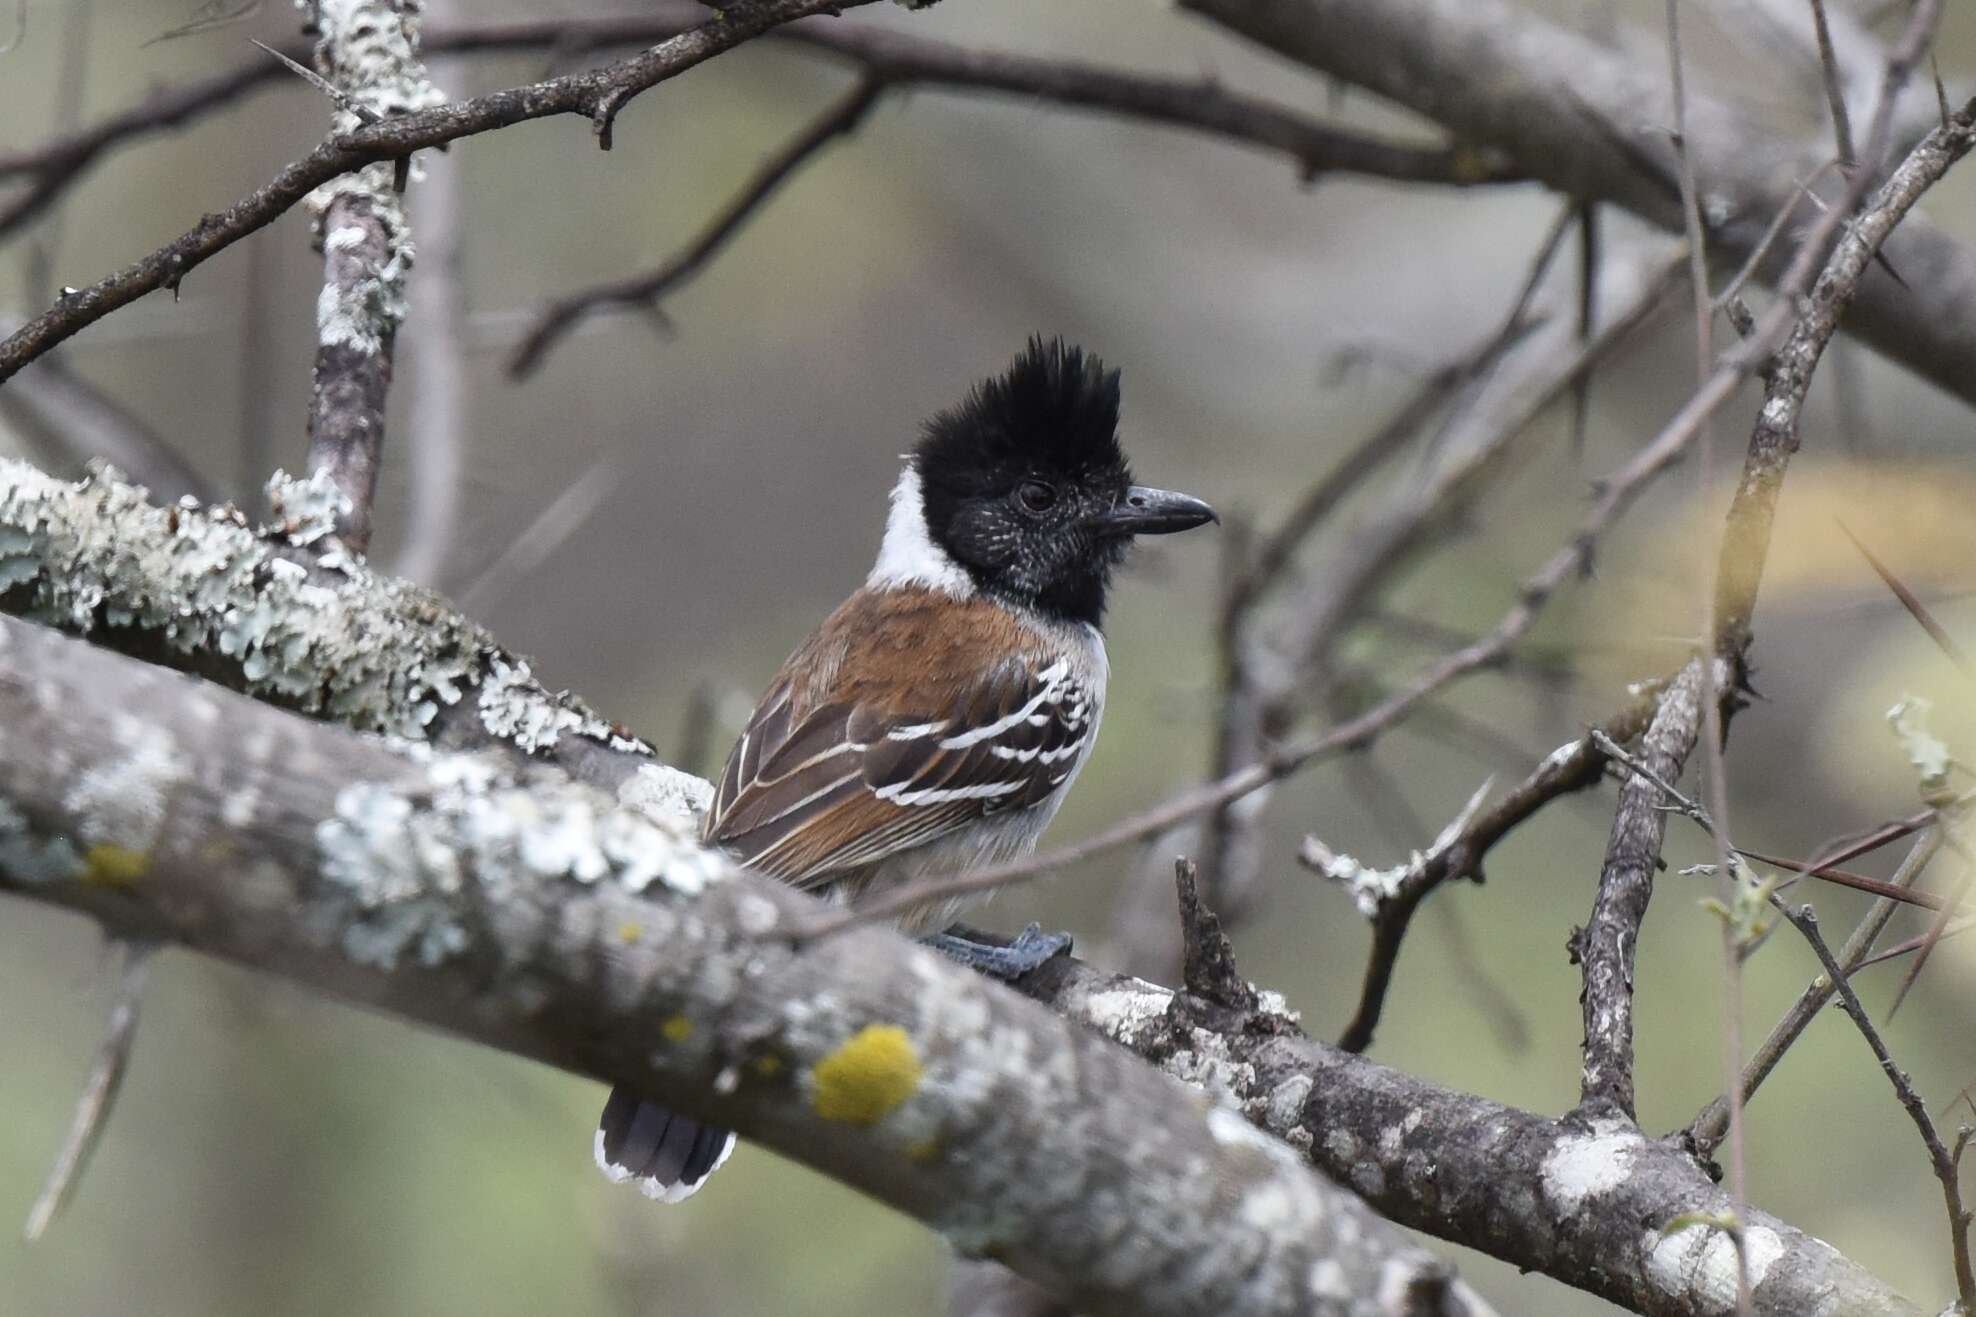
top-left (0, 459), bottom-right (1935, 1315)
top-left (0, 613), bottom-right (1487, 1317)
top-left (1180, 0), bottom-right (1976, 406)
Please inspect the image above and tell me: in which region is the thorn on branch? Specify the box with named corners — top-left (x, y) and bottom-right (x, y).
top-left (1174, 857), bottom-right (1254, 1011)
top-left (250, 38), bottom-right (384, 125)
top-left (23, 938), bottom-right (157, 1242)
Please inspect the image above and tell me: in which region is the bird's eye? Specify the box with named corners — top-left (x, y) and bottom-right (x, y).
top-left (1015, 480), bottom-right (1057, 514)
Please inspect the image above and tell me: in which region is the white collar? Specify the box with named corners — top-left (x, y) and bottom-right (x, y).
top-left (866, 464), bottom-right (975, 598)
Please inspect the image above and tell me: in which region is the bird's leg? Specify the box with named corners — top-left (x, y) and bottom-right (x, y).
top-left (923, 922), bottom-right (1072, 980)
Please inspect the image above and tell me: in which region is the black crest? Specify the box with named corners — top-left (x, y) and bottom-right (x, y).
top-left (913, 336), bottom-right (1128, 487)
top-left (908, 338), bottom-right (1142, 627)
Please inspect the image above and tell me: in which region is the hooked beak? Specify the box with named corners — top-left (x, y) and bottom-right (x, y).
top-left (1089, 484), bottom-right (1219, 536)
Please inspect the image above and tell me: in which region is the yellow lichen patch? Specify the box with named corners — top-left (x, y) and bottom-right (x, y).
top-left (659, 1015), bottom-right (693, 1043)
top-left (810, 1024), bottom-right (922, 1125)
top-left (1450, 147), bottom-right (1495, 184)
top-left (906, 1137), bottom-right (941, 1166)
top-left (617, 920), bottom-right (643, 944)
top-left (82, 845), bottom-right (149, 888)
top-left (749, 1054), bottom-right (783, 1079)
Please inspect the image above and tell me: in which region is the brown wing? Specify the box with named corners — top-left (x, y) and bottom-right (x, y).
top-left (704, 594), bottom-right (1096, 890)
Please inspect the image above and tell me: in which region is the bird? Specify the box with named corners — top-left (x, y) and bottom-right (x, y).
top-left (595, 336), bottom-right (1217, 1202)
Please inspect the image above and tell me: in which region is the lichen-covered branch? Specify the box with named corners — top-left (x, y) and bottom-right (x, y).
top-left (1021, 952), bottom-right (1927, 1317)
top-left (298, 0), bottom-right (446, 552)
top-left (0, 457), bottom-right (652, 788)
top-left (0, 456), bottom-right (1942, 1312)
top-left (1574, 658), bottom-right (1708, 1119)
top-left (0, 615), bottom-right (1490, 1317)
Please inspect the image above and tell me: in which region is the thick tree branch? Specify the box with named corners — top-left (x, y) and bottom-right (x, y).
top-left (0, 615), bottom-right (1488, 1317)
top-left (0, 457), bottom-right (655, 791)
top-left (1014, 953), bottom-right (1927, 1317)
top-left (0, 457), bottom-right (1940, 1312)
top-left (1179, 0), bottom-right (1976, 408)
top-left (0, 13), bottom-right (1516, 255)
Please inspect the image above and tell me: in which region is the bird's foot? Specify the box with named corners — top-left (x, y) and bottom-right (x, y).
top-left (923, 922), bottom-right (1072, 980)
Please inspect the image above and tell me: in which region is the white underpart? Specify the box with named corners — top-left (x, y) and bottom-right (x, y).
top-left (873, 621), bottom-right (1110, 935)
top-left (867, 465), bottom-right (976, 597)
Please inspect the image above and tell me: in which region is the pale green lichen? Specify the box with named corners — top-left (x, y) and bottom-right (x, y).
top-left (314, 748), bottom-right (722, 971)
top-left (0, 459), bottom-right (647, 758)
top-left (62, 715), bottom-right (186, 853)
top-left (0, 800), bottom-right (84, 885)
top-left (302, 0), bottom-right (449, 354)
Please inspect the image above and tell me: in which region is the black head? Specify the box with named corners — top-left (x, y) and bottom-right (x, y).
top-left (911, 337), bottom-right (1216, 627)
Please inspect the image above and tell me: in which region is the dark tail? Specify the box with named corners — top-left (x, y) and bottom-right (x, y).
top-left (594, 1085), bottom-right (736, 1203)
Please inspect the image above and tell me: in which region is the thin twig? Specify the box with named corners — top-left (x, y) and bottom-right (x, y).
top-left (1223, 314), bottom-right (1543, 628)
top-left (794, 354), bottom-right (1725, 943)
top-left (250, 38), bottom-right (383, 125)
top-left (1667, 0), bottom-right (1746, 1295)
top-left (1710, 164), bottom-right (1839, 312)
top-left (1888, 829), bottom-right (1974, 1020)
top-left (0, 0), bottom-right (897, 385)
top-left (454, 458), bottom-right (618, 612)
top-left (1807, 0), bottom-right (1858, 167)
top-left (1836, 518), bottom-right (1974, 678)
top-left (509, 74), bottom-right (888, 376)
top-left (22, 940), bottom-right (157, 1241)
top-left (144, 0), bottom-right (263, 46)
top-left (1570, 201), bottom-right (1599, 458)
top-left (1734, 844), bottom-right (1948, 910)
top-left (1691, 829), bottom-right (1941, 1149)
top-left (1774, 901), bottom-right (1975, 1310)
top-left (0, 15), bottom-right (1516, 253)
top-left (1332, 696), bottom-right (1657, 1053)
top-left (1854, 914), bottom-right (1976, 970)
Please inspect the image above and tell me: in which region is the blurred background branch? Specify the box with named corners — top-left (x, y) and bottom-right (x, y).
top-left (6, 0), bottom-right (1976, 1314)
